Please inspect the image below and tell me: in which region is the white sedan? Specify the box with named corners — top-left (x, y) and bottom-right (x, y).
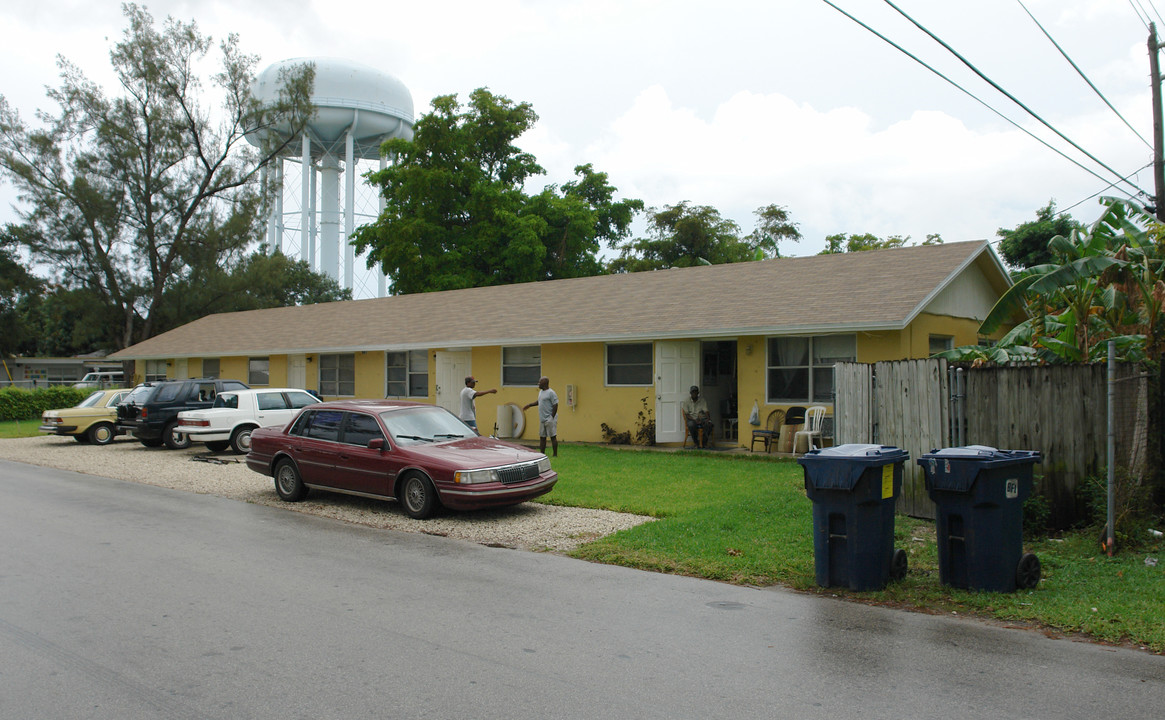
top-left (176, 388), bottom-right (321, 453)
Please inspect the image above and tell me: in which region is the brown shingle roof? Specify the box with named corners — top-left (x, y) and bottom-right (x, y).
top-left (110, 240), bottom-right (1005, 359)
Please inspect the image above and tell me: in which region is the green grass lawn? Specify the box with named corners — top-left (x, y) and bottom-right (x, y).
top-left (0, 419), bottom-right (43, 439)
top-left (542, 445), bottom-right (1165, 653)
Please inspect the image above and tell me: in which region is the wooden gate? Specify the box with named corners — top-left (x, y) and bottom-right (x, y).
top-left (835, 359), bottom-right (946, 518)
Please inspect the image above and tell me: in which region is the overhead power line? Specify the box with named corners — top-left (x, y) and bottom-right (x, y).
top-left (1018, 0), bottom-right (1152, 150)
top-left (1061, 162), bottom-right (1153, 214)
top-left (818, 0), bottom-right (1147, 201)
top-left (1129, 0), bottom-right (1151, 31)
top-left (881, 0), bottom-right (1150, 200)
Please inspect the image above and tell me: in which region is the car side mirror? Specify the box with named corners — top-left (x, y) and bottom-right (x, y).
top-left (368, 438), bottom-right (386, 452)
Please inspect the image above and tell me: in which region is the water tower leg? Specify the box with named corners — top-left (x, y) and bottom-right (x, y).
top-left (320, 153), bottom-right (341, 282)
top-left (308, 163), bottom-right (317, 271)
top-left (301, 133), bottom-right (311, 266)
top-left (344, 129), bottom-right (355, 291)
top-left (274, 159), bottom-right (284, 254)
top-left (262, 166), bottom-right (277, 254)
top-left (378, 154), bottom-right (387, 298)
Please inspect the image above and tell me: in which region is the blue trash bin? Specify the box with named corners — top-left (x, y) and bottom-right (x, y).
top-left (798, 444), bottom-right (910, 591)
top-left (917, 446), bottom-right (1042, 592)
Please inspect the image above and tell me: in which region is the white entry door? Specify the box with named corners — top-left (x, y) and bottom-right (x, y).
top-left (174, 359), bottom-right (189, 379)
top-left (655, 341), bottom-right (699, 443)
top-left (287, 354), bottom-right (306, 389)
top-left (435, 351), bottom-right (471, 416)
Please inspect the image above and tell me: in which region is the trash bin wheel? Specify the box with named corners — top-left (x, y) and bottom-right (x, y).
top-left (890, 548), bottom-right (908, 581)
top-left (1016, 553), bottom-right (1041, 589)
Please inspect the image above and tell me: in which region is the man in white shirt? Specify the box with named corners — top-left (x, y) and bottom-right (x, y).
top-left (459, 376), bottom-right (496, 432)
top-left (681, 385), bottom-right (713, 448)
top-left (523, 376), bottom-right (559, 456)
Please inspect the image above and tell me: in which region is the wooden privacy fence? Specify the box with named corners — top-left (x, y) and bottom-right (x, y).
top-left (834, 359), bottom-right (1149, 526)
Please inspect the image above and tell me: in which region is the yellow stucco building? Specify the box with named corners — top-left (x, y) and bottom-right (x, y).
top-left (110, 241), bottom-right (1012, 447)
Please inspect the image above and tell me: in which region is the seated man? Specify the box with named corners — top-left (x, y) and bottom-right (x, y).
top-left (681, 385), bottom-right (713, 449)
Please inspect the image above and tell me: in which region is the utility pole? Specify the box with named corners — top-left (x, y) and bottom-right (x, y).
top-left (1150, 23), bottom-right (1165, 221)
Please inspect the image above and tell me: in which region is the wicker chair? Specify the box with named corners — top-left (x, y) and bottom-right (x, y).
top-left (750, 409), bottom-right (785, 452)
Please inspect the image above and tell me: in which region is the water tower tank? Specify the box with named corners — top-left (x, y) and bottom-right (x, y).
top-left (249, 56), bottom-right (414, 156)
top-left (246, 57), bottom-right (414, 296)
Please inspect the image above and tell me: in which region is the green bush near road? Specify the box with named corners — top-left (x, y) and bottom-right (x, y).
top-left (0, 386), bottom-right (92, 421)
top-left (542, 446), bottom-right (1165, 653)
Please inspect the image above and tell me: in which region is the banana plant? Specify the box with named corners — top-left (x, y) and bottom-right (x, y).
top-left (945, 197), bottom-right (1161, 364)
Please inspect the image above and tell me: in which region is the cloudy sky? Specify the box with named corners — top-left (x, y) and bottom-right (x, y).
top-left (0, 0), bottom-right (1158, 272)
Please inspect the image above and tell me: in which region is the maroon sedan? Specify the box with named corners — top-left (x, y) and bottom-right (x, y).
top-left (246, 400), bottom-right (558, 519)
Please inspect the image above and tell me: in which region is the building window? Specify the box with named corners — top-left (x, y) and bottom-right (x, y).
top-left (319, 354), bottom-right (355, 396)
top-left (386, 350), bottom-right (428, 397)
top-left (202, 358), bottom-right (220, 378)
top-left (606, 343), bottom-right (652, 385)
top-left (929, 335), bottom-right (953, 356)
top-left (767, 335), bottom-right (855, 404)
top-left (502, 346), bottom-right (541, 386)
top-left (145, 359), bottom-right (167, 382)
top-left (249, 357), bottom-right (270, 386)
top-left (978, 337), bottom-right (996, 348)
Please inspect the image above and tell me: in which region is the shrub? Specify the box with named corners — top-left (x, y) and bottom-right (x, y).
top-left (1077, 469), bottom-right (1161, 552)
top-left (0, 386), bottom-right (91, 421)
top-left (1022, 486), bottom-right (1051, 538)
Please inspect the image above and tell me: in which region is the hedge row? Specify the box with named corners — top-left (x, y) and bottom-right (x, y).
top-left (0, 386), bottom-right (93, 421)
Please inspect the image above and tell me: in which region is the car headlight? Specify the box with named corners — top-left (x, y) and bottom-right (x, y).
top-left (537, 457), bottom-right (552, 473)
top-left (454, 468), bottom-right (499, 485)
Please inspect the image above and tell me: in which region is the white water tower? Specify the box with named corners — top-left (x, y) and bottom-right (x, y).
top-left (248, 57), bottom-right (414, 296)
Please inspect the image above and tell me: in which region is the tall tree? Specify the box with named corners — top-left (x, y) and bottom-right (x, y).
top-left (996, 200), bottom-right (1082, 269)
top-left (745, 203), bottom-right (802, 258)
top-left (153, 251), bottom-right (351, 333)
top-left (0, 226), bottom-right (44, 358)
top-left (608, 202), bottom-right (749, 272)
top-left (352, 89), bottom-right (641, 294)
top-left (818, 233), bottom-right (909, 254)
top-left (0, 4), bottom-right (314, 349)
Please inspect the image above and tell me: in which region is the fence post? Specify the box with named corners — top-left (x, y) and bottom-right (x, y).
top-left (1107, 340), bottom-right (1115, 556)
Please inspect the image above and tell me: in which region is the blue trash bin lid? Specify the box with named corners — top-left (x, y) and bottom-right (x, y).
top-left (798, 444), bottom-right (909, 490)
top-left (920, 446), bottom-right (1041, 464)
top-left (917, 446), bottom-right (1041, 493)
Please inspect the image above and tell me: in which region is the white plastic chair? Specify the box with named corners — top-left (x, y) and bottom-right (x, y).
top-left (793, 406), bottom-right (827, 453)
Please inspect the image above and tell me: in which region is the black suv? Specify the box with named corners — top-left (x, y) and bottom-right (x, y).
top-left (117, 378), bottom-right (249, 449)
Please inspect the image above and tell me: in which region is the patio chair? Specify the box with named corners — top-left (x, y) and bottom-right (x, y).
top-left (683, 421), bottom-right (714, 449)
top-left (793, 406), bottom-right (827, 453)
top-left (750, 409), bottom-right (785, 452)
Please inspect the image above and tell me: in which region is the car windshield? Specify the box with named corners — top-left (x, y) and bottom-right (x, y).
top-left (78, 391), bottom-right (105, 408)
top-left (379, 406), bottom-right (473, 446)
top-left (124, 385), bottom-right (154, 403)
top-left (213, 393), bottom-right (239, 409)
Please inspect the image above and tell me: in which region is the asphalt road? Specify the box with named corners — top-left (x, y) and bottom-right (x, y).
top-left (1, 459), bottom-right (1161, 720)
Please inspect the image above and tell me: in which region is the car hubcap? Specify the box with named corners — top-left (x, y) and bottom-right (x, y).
top-left (95, 426), bottom-right (111, 443)
top-left (238, 432), bottom-right (251, 451)
top-left (406, 480), bottom-right (424, 511)
top-left (278, 467), bottom-right (294, 494)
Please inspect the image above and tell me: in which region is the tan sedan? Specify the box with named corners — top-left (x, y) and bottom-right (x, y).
top-left (39, 388), bottom-right (131, 445)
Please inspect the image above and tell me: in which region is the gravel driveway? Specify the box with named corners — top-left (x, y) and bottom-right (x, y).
top-left (0, 435), bottom-right (652, 552)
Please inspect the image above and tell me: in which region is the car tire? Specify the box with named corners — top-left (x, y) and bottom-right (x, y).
top-left (274, 459), bottom-right (309, 502)
top-left (230, 425), bottom-right (257, 454)
top-left (140, 438), bottom-right (164, 448)
top-left (400, 473), bottom-right (438, 519)
top-left (163, 421), bottom-right (191, 450)
top-left (87, 422), bottom-right (116, 445)
top-left (205, 440), bottom-right (230, 452)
